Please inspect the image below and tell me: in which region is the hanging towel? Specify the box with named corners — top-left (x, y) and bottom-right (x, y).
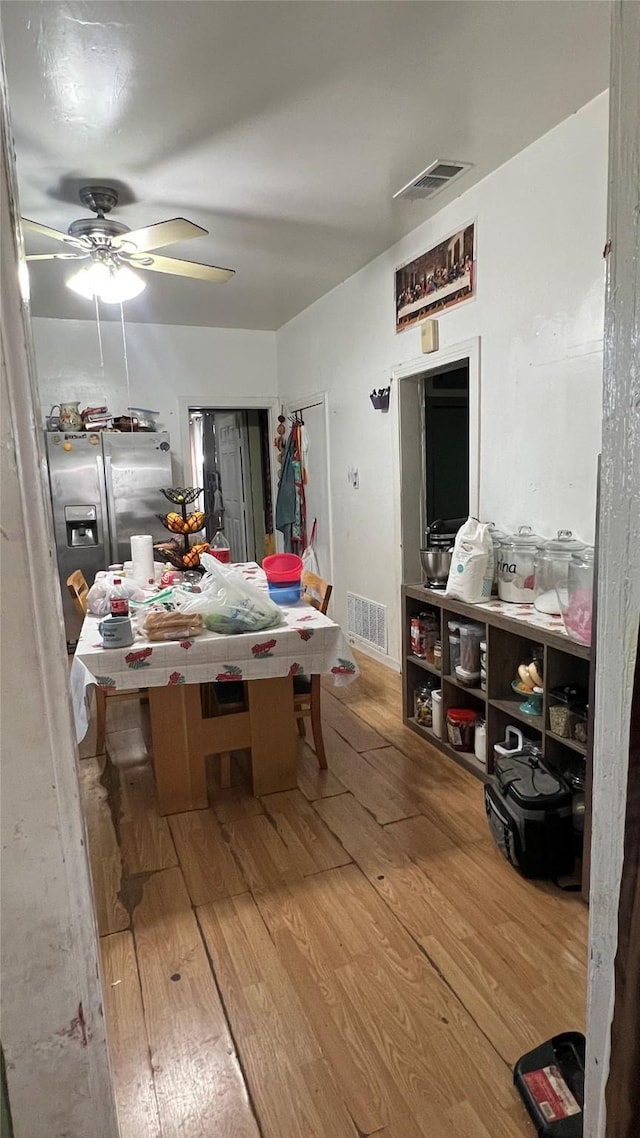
top-left (275, 430), bottom-right (297, 551)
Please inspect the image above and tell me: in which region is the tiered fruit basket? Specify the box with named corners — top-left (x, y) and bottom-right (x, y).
top-left (155, 487), bottom-right (210, 570)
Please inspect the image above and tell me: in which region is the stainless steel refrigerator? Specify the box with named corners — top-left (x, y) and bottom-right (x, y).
top-left (46, 431), bottom-right (172, 647)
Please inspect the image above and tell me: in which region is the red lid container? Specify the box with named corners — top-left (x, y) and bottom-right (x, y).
top-left (262, 553), bottom-right (303, 583)
top-left (446, 706), bottom-right (479, 752)
top-left (447, 708), bottom-right (478, 724)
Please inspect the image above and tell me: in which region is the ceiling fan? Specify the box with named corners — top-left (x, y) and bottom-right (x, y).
top-left (22, 185), bottom-right (235, 303)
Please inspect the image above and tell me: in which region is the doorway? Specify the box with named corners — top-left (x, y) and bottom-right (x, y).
top-left (189, 408), bottom-right (273, 563)
top-left (424, 362), bottom-right (470, 528)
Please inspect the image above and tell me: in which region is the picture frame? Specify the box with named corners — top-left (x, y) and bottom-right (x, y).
top-left (395, 222), bottom-right (476, 333)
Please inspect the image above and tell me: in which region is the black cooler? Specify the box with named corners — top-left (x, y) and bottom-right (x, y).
top-left (484, 746), bottom-right (574, 879)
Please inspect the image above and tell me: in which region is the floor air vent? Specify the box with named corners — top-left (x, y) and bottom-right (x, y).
top-left (347, 592), bottom-right (387, 653)
top-left (393, 159), bottom-right (472, 201)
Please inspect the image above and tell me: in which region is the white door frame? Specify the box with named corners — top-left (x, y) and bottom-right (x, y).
top-left (1, 54), bottom-right (118, 1138)
top-left (585, 2), bottom-right (640, 1131)
top-left (392, 336), bottom-right (481, 584)
top-left (392, 336), bottom-right (481, 514)
top-left (285, 390), bottom-right (334, 587)
top-left (178, 393), bottom-right (280, 551)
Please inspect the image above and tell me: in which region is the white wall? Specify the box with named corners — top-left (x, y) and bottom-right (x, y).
top-left (277, 93), bottom-right (608, 665)
top-left (32, 319), bottom-right (277, 482)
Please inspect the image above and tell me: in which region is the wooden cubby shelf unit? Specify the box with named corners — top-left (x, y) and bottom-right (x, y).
top-left (403, 585), bottom-right (593, 902)
top-left (402, 584), bottom-right (591, 780)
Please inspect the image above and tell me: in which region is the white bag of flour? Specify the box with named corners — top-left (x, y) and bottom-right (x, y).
top-left (445, 518), bottom-right (493, 603)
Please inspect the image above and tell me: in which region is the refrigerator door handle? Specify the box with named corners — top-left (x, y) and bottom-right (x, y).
top-left (103, 454), bottom-right (119, 564)
top-left (98, 453), bottom-right (116, 565)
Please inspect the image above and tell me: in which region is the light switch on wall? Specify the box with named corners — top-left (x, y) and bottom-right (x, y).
top-left (348, 467), bottom-right (359, 489)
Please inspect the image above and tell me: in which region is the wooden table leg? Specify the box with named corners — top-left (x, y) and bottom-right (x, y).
top-left (148, 685), bottom-right (208, 816)
top-left (247, 676), bottom-right (298, 796)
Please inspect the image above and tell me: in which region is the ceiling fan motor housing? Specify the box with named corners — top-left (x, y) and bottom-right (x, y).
top-left (68, 216), bottom-right (130, 242)
top-left (67, 185), bottom-right (130, 242)
top-left (78, 184), bottom-right (119, 215)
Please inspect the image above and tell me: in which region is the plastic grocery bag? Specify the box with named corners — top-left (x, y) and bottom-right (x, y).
top-left (174, 553), bottom-right (282, 634)
top-left (445, 517), bottom-right (493, 603)
top-left (86, 575), bottom-right (143, 616)
top-left (301, 519), bottom-right (319, 577)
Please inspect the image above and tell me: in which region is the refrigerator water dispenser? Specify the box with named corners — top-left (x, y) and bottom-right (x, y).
top-left (65, 504), bottom-right (98, 547)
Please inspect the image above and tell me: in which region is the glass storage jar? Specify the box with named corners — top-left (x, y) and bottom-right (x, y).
top-left (446, 707), bottom-right (479, 751)
top-left (410, 611), bottom-right (439, 661)
top-left (413, 684), bottom-right (433, 727)
top-left (533, 530), bottom-right (586, 615)
top-left (497, 525), bottom-right (542, 604)
top-left (559, 547), bottom-right (595, 646)
top-left (548, 685), bottom-right (587, 738)
top-left (572, 704), bottom-right (588, 745)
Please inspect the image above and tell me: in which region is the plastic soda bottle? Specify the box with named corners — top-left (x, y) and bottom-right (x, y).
top-left (210, 530), bottom-right (231, 564)
top-left (109, 578), bottom-right (129, 616)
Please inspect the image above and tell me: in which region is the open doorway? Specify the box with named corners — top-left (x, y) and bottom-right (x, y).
top-left (189, 408), bottom-right (273, 563)
top-left (424, 362), bottom-right (469, 528)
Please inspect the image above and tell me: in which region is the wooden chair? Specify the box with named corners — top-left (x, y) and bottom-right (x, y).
top-left (294, 571), bottom-right (333, 769)
top-left (67, 570), bottom-right (144, 756)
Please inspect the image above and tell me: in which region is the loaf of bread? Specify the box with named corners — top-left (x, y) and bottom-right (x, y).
top-left (143, 610), bottom-right (203, 641)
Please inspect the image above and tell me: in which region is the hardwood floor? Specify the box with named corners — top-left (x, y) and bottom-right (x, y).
top-left (84, 652), bottom-right (587, 1138)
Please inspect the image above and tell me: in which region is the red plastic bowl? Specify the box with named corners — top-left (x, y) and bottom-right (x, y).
top-left (262, 553), bottom-right (303, 583)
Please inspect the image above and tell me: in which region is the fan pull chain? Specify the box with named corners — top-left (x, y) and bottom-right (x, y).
top-left (119, 301), bottom-right (134, 431)
top-left (94, 294), bottom-right (104, 370)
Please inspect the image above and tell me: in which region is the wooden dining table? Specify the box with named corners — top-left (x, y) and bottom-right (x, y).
top-left (70, 564), bottom-right (358, 814)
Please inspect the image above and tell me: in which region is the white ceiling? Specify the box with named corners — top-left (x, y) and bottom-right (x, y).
top-left (3, 1), bottom-right (609, 330)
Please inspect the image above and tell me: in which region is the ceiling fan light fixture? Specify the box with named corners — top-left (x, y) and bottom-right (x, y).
top-left (65, 261), bottom-right (145, 303)
top-left (98, 265), bottom-right (146, 304)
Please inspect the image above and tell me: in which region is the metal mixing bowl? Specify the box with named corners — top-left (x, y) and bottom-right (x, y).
top-left (420, 547), bottom-right (452, 583)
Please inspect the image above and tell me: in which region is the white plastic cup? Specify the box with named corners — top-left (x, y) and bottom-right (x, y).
top-left (432, 689), bottom-right (443, 738)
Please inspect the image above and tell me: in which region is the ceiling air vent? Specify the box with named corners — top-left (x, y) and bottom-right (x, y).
top-left (393, 160), bottom-right (472, 201)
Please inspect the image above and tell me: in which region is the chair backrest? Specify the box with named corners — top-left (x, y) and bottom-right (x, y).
top-left (302, 570), bottom-right (332, 615)
top-left (67, 569), bottom-right (90, 617)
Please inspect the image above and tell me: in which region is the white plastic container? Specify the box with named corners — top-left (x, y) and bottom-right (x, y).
top-left (474, 720), bottom-right (487, 766)
top-left (459, 623), bottom-right (483, 674)
top-left (431, 689), bottom-right (443, 739)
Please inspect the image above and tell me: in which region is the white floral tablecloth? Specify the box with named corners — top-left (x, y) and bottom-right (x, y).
top-left (71, 564), bottom-right (358, 741)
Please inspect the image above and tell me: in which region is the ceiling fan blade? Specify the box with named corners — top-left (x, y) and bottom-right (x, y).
top-left (21, 218), bottom-right (85, 248)
top-left (114, 217), bottom-right (208, 253)
top-left (26, 252), bottom-right (86, 261)
top-left (136, 253), bottom-right (235, 283)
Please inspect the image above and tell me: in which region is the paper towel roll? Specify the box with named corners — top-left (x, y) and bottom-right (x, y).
top-left (130, 534), bottom-right (155, 585)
